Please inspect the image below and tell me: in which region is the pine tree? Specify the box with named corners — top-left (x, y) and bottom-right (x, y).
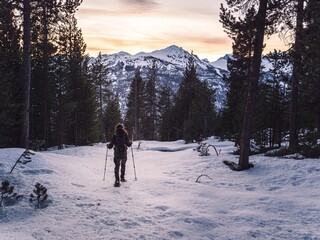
top-left (104, 94), bottom-right (122, 141)
top-left (158, 84), bottom-right (174, 141)
top-left (29, 0), bottom-right (60, 149)
top-left (288, 0), bottom-right (305, 152)
top-left (173, 55), bottom-right (198, 141)
top-left (172, 54), bottom-right (216, 142)
top-left (300, 0), bottom-right (320, 129)
top-left (219, 6), bottom-right (257, 145)
top-left (52, 42), bottom-right (69, 148)
top-left (90, 52), bottom-right (109, 143)
top-left (143, 61), bottom-right (158, 140)
top-left (237, 0), bottom-right (268, 169)
top-left (0, 0), bottom-right (22, 147)
top-left (183, 81), bottom-right (216, 142)
top-left (54, 12), bottom-right (95, 146)
top-left (255, 51), bottom-right (290, 148)
top-left (20, 0), bottom-right (32, 148)
top-left (125, 68), bottom-right (145, 140)
top-left (77, 55), bottom-right (99, 145)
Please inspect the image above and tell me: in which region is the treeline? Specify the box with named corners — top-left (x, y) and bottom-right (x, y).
top-left (2, 0), bottom-right (320, 159)
top-left (0, 0), bottom-right (100, 149)
top-left (217, 0), bottom-right (320, 162)
top-left (123, 57), bottom-right (216, 143)
top-left (0, 0), bottom-right (215, 149)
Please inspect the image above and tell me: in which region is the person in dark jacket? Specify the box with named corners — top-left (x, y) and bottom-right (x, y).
top-left (107, 123), bottom-right (132, 185)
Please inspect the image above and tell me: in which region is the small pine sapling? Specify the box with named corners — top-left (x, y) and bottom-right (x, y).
top-left (0, 180), bottom-right (16, 207)
top-left (30, 182), bottom-right (48, 209)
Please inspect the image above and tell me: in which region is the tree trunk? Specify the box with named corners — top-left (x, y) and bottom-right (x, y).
top-left (43, 5), bottom-right (49, 150)
top-left (289, 0), bottom-right (304, 152)
top-left (238, 0), bottom-right (268, 169)
top-left (20, 0), bottom-right (31, 148)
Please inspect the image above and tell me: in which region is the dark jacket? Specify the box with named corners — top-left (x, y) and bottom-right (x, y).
top-left (107, 128), bottom-right (132, 159)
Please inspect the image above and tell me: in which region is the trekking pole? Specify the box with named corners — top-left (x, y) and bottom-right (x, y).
top-left (103, 146), bottom-right (108, 181)
top-left (131, 129), bottom-right (137, 180)
top-left (131, 145), bottom-right (137, 181)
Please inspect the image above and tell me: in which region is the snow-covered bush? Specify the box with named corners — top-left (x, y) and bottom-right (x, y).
top-left (0, 180), bottom-right (17, 207)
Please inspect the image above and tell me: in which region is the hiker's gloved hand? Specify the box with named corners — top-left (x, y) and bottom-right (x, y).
top-left (107, 143), bottom-right (113, 149)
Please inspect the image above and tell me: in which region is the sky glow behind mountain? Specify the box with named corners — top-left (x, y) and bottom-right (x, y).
top-left (76, 0), bottom-right (289, 61)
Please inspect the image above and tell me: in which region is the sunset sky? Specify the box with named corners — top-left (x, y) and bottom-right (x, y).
top-left (75, 0), bottom-right (288, 61)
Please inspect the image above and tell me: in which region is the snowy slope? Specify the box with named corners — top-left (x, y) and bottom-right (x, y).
top-left (211, 54), bottom-right (231, 71)
top-left (210, 54), bottom-right (291, 77)
top-left (0, 138), bottom-right (320, 240)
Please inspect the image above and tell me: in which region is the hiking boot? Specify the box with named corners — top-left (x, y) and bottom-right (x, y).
top-left (120, 178), bottom-right (127, 182)
top-left (114, 180), bottom-right (120, 187)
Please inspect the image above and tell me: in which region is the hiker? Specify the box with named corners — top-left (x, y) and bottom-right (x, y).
top-left (107, 123), bottom-right (132, 186)
top-left (197, 133), bottom-right (203, 144)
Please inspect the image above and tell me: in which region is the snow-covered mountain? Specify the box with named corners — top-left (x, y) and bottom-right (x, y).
top-left (211, 54), bottom-right (231, 71)
top-left (92, 45), bottom-right (229, 112)
top-left (92, 45), bottom-right (291, 113)
top-left (211, 54), bottom-right (275, 72)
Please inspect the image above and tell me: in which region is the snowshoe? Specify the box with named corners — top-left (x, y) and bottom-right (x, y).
top-left (114, 181), bottom-right (121, 187)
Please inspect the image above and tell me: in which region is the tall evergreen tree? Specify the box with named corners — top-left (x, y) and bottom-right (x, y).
top-left (0, 0), bottom-right (22, 147)
top-left (219, 6), bottom-right (257, 145)
top-left (54, 13), bottom-right (96, 146)
top-left (172, 54), bottom-right (216, 142)
top-left (104, 94), bottom-right (122, 141)
top-left (173, 55), bottom-right (198, 141)
top-left (288, 0), bottom-right (305, 152)
top-left (158, 84), bottom-right (174, 141)
top-left (29, 0), bottom-right (60, 149)
top-left (125, 68), bottom-right (145, 140)
top-left (220, 0), bottom-right (289, 168)
top-left (77, 55), bottom-right (99, 145)
top-left (302, 0), bottom-right (320, 132)
top-left (20, 0), bottom-right (32, 148)
top-left (254, 51), bottom-right (290, 148)
top-left (90, 52), bottom-right (109, 142)
top-left (143, 61), bottom-right (158, 140)
top-left (238, 0), bottom-right (268, 169)
top-left (183, 80), bottom-right (216, 142)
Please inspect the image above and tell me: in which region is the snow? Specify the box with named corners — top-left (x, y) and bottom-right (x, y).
top-left (1, 138), bottom-right (320, 240)
top-left (211, 55), bottom-right (230, 71)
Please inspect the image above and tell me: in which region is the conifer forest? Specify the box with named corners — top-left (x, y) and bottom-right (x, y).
top-left (1, 0), bottom-right (319, 164)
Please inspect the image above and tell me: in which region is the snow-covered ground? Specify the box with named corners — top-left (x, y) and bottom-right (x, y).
top-left (0, 137), bottom-right (319, 240)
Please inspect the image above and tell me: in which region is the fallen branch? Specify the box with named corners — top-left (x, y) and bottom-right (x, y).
top-left (10, 149), bottom-right (34, 173)
top-left (208, 144), bottom-right (219, 156)
top-left (195, 174), bottom-right (213, 183)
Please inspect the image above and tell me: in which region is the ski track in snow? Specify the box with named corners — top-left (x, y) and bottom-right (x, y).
top-left (0, 138), bottom-right (320, 240)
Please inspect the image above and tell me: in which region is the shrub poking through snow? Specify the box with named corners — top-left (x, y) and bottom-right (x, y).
top-left (0, 180), bottom-right (17, 207)
top-left (30, 182), bottom-right (48, 209)
top-left (193, 141), bottom-right (220, 156)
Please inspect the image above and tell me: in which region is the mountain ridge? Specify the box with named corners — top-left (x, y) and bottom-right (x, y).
top-left (94, 45), bottom-right (229, 112)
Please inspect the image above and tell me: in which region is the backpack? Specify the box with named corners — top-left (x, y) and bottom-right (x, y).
top-left (115, 133), bottom-right (127, 153)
